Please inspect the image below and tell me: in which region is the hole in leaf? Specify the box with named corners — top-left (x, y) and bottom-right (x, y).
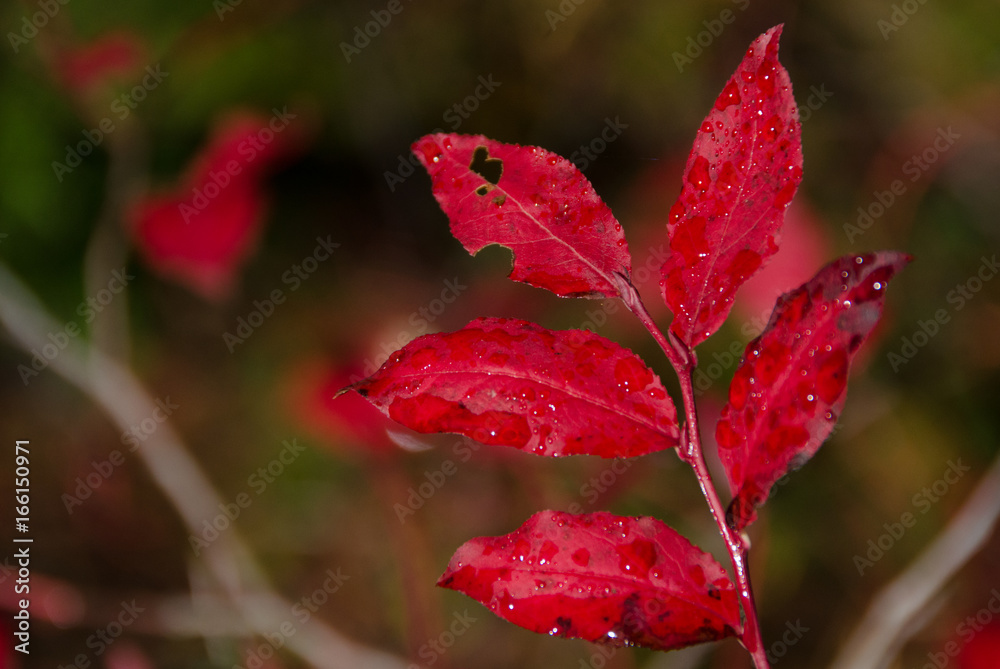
top-left (470, 146), bottom-right (503, 186)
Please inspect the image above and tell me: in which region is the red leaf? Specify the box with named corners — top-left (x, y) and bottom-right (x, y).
top-left (413, 134), bottom-right (632, 299)
top-left (284, 358), bottom-right (410, 459)
top-left (958, 616), bottom-right (1000, 669)
top-left (351, 318), bottom-right (679, 458)
top-left (716, 251), bottom-right (910, 530)
top-left (129, 112), bottom-right (300, 299)
top-left (54, 31), bottom-right (146, 94)
top-left (734, 199), bottom-right (832, 327)
top-left (439, 510), bottom-right (741, 650)
top-left (660, 25), bottom-right (803, 347)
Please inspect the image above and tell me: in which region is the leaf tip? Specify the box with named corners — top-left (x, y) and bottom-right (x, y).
top-left (334, 381), bottom-right (366, 399)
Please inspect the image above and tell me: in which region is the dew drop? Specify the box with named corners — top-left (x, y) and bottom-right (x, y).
top-left (715, 80), bottom-right (742, 111)
top-left (687, 156), bottom-right (712, 192)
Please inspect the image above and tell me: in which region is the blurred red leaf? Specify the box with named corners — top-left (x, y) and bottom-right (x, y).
top-left (716, 251), bottom-right (910, 529)
top-left (285, 358), bottom-right (410, 459)
top-left (351, 317), bottom-right (679, 458)
top-left (54, 31), bottom-right (146, 94)
top-left (439, 510), bottom-right (741, 650)
top-left (413, 133), bottom-right (632, 299)
top-left (734, 199), bottom-right (832, 329)
top-left (660, 25), bottom-right (803, 348)
top-left (957, 614), bottom-right (1000, 669)
top-left (103, 642), bottom-right (157, 669)
top-left (129, 112), bottom-right (301, 299)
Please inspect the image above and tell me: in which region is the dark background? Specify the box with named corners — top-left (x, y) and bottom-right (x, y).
top-left (1, 1), bottom-right (998, 667)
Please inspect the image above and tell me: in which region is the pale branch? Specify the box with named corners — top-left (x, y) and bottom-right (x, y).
top-left (0, 261), bottom-right (408, 669)
top-left (829, 449), bottom-right (1000, 669)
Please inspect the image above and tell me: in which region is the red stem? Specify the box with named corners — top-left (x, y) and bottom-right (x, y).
top-left (623, 286), bottom-right (769, 669)
top-left (675, 367), bottom-right (768, 668)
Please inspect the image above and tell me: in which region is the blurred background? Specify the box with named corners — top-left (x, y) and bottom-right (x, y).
top-left (1, 1), bottom-right (999, 667)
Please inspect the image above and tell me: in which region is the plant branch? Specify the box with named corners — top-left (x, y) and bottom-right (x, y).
top-left (0, 262), bottom-right (408, 669)
top-left (625, 281), bottom-right (768, 668)
top-left (82, 118), bottom-right (147, 361)
top-left (617, 277), bottom-right (689, 373)
top-left (828, 448), bottom-right (1000, 669)
top-left (675, 365), bottom-right (767, 668)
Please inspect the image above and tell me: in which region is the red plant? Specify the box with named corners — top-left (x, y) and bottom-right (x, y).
top-left (53, 31), bottom-right (146, 94)
top-left (346, 25), bottom-right (908, 667)
top-left (283, 357), bottom-right (420, 460)
top-left (129, 112), bottom-right (302, 300)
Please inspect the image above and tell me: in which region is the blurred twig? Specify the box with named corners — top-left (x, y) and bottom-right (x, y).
top-left (81, 117), bottom-right (147, 362)
top-left (369, 461), bottom-right (446, 663)
top-left (0, 262), bottom-right (408, 669)
top-left (829, 449), bottom-right (1000, 669)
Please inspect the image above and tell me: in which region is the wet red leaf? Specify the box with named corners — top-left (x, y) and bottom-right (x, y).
top-left (660, 25), bottom-right (803, 348)
top-left (129, 112), bottom-right (300, 299)
top-left (350, 317), bottom-right (679, 458)
top-left (439, 510), bottom-right (741, 650)
top-left (716, 251), bottom-right (910, 530)
top-left (412, 134), bottom-right (632, 299)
